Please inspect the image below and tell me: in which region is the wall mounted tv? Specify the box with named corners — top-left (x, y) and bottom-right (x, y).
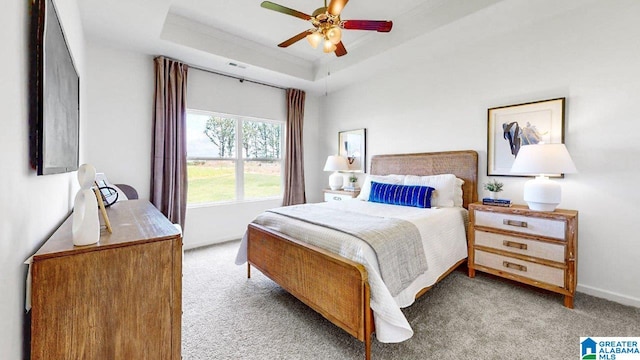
top-left (30, 0), bottom-right (79, 175)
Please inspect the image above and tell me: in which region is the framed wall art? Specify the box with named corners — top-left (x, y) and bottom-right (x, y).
top-left (338, 128), bottom-right (366, 173)
top-left (487, 98), bottom-right (565, 176)
top-left (30, 0), bottom-right (80, 175)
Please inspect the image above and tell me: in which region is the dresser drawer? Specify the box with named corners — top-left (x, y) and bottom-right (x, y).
top-left (475, 250), bottom-right (565, 287)
top-left (475, 210), bottom-right (565, 239)
top-left (474, 230), bottom-right (565, 263)
top-left (324, 193), bottom-right (354, 202)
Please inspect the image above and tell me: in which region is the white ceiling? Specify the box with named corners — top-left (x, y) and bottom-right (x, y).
top-left (78, 0), bottom-right (504, 94)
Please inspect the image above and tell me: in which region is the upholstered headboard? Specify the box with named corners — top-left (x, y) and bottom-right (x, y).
top-left (369, 150), bottom-right (478, 209)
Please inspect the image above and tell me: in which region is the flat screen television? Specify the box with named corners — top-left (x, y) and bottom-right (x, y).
top-left (30, 0), bottom-right (79, 175)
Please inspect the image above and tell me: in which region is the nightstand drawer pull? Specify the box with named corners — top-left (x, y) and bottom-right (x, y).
top-left (503, 261), bottom-right (527, 272)
top-left (503, 240), bottom-right (528, 250)
top-left (333, 196), bottom-right (342, 201)
top-left (503, 219), bottom-right (528, 228)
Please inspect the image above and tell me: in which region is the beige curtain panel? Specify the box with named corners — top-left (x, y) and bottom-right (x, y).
top-left (151, 56), bottom-right (188, 228)
top-left (282, 88), bottom-right (306, 206)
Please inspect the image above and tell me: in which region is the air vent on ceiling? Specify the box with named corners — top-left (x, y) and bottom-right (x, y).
top-left (228, 62), bottom-right (247, 69)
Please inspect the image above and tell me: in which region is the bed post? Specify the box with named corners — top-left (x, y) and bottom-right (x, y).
top-left (247, 263), bottom-right (251, 278)
top-left (364, 284), bottom-right (373, 360)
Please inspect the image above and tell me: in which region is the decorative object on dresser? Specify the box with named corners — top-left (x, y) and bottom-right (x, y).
top-left (345, 173), bottom-right (359, 191)
top-left (323, 188), bottom-right (360, 202)
top-left (339, 128), bottom-right (366, 172)
top-left (323, 155), bottom-right (349, 190)
top-left (72, 164), bottom-right (100, 246)
top-left (483, 178), bottom-right (504, 200)
top-left (468, 202), bottom-right (578, 308)
top-left (487, 98), bottom-right (565, 177)
top-left (482, 198), bottom-right (511, 207)
top-left (510, 143), bottom-right (577, 211)
top-left (29, 200), bottom-right (183, 359)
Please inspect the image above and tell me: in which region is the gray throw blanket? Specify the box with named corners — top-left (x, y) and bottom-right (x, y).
top-left (267, 204), bottom-right (428, 296)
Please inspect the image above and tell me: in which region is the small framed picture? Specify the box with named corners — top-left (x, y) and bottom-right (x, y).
top-left (487, 98), bottom-right (565, 176)
top-left (339, 128), bottom-right (366, 173)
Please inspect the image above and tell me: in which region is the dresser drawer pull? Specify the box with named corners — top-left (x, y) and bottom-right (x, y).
top-left (333, 196), bottom-right (342, 201)
top-left (503, 240), bottom-right (528, 250)
top-left (503, 261), bottom-right (527, 272)
top-left (503, 219), bottom-right (528, 228)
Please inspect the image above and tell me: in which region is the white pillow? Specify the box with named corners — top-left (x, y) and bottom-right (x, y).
top-left (357, 174), bottom-right (405, 201)
top-left (453, 178), bottom-right (465, 207)
top-left (404, 174), bottom-right (458, 207)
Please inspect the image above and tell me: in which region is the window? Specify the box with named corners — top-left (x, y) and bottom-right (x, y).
top-left (186, 110), bottom-right (284, 205)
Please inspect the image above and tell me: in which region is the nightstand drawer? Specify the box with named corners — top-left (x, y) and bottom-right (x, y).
top-left (475, 250), bottom-right (565, 287)
top-left (324, 193), bottom-right (355, 202)
top-left (475, 210), bottom-right (565, 239)
top-left (474, 230), bottom-right (565, 262)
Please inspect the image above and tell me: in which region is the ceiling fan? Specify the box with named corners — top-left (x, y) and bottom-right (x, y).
top-left (260, 0), bottom-right (393, 57)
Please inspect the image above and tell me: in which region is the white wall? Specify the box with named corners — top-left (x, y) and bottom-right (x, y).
top-left (320, 0), bottom-right (640, 306)
top-left (84, 42), bottom-right (154, 196)
top-left (0, 0), bottom-right (85, 358)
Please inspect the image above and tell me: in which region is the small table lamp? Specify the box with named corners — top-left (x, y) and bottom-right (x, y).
top-left (324, 155), bottom-right (349, 190)
top-left (510, 143), bottom-right (577, 211)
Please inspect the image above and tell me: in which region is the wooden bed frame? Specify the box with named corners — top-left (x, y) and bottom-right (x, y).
top-left (247, 150), bottom-right (478, 360)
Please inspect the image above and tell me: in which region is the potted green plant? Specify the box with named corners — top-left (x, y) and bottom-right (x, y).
top-left (346, 174), bottom-right (358, 190)
top-left (483, 178), bottom-right (503, 199)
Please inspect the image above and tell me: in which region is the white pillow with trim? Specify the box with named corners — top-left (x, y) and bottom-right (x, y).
top-left (357, 174), bottom-right (405, 201)
top-left (404, 174), bottom-right (458, 207)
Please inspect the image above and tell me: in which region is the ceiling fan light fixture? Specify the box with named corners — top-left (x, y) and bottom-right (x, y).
top-left (326, 26), bottom-right (342, 44)
top-left (323, 40), bottom-right (337, 53)
top-left (307, 31), bottom-right (323, 48)
top-left (261, 0), bottom-right (393, 57)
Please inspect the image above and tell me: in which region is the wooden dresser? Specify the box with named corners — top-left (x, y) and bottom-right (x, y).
top-left (467, 202), bottom-right (578, 308)
top-left (30, 200), bottom-right (182, 359)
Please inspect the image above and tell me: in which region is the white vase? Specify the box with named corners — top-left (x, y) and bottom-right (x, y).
top-left (488, 191), bottom-right (497, 200)
top-left (72, 164), bottom-right (100, 246)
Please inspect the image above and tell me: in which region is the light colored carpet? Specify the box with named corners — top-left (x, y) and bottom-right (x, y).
top-left (182, 240), bottom-right (639, 359)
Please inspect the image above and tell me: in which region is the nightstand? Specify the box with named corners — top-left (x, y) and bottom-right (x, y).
top-left (323, 188), bottom-right (360, 202)
top-left (467, 203), bottom-right (578, 308)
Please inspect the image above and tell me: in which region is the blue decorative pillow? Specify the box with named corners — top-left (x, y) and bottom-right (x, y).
top-left (368, 181), bottom-right (435, 208)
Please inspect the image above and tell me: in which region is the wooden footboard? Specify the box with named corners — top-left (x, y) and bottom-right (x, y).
top-left (247, 223), bottom-right (374, 360)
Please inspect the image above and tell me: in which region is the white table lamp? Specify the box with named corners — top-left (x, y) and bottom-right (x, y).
top-left (510, 143), bottom-right (577, 211)
top-left (324, 155), bottom-right (349, 190)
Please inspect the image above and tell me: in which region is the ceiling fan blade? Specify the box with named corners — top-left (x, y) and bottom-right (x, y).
top-left (328, 0), bottom-right (349, 16)
top-left (261, 1), bottom-right (311, 21)
top-left (278, 30), bottom-right (310, 48)
top-left (334, 41), bottom-right (347, 57)
top-left (342, 20), bottom-right (393, 32)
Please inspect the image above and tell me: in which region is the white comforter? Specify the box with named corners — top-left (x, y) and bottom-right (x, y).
top-left (235, 200), bottom-right (468, 343)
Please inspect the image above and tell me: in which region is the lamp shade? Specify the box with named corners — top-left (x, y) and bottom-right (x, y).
top-left (323, 155), bottom-right (349, 172)
top-left (510, 143), bottom-right (577, 175)
top-left (510, 144), bottom-right (577, 211)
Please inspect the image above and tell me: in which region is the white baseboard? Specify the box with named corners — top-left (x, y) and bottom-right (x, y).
top-left (183, 235), bottom-right (241, 251)
top-left (577, 284), bottom-right (640, 308)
